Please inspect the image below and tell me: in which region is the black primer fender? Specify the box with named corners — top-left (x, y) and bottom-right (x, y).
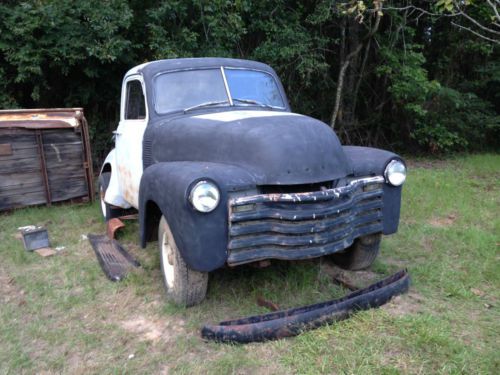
top-left (139, 161), bottom-right (257, 272)
top-left (343, 146), bottom-right (405, 235)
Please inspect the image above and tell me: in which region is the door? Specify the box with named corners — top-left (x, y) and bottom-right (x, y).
top-left (115, 75), bottom-right (148, 208)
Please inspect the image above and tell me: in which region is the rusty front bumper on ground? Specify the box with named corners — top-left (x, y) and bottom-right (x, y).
top-left (201, 269), bottom-right (410, 343)
top-left (227, 176), bottom-right (385, 265)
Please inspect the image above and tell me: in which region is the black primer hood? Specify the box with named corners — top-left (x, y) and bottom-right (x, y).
top-left (146, 109), bottom-right (351, 185)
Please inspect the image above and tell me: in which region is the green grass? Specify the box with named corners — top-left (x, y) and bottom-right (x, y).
top-left (1, 154), bottom-right (499, 374)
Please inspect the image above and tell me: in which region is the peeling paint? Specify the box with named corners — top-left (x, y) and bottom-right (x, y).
top-left (50, 144), bottom-right (62, 162)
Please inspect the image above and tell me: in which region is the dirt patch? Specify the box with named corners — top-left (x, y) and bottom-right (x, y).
top-left (429, 213), bottom-right (458, 228)
top-left (320, 261), bottom-right (380, 289)
top-left (0, 267), bottom-right (26, 306)
top-left (382, 291), bottom-right (424, 317)
top-left (384, 258), bottom-right (408, 268)
top-left (120, 315), bottom-right (185, 344)
top-left (421, 236), bottom-right (434, 252)
top-left (380, 348), bottom-right (408, 370)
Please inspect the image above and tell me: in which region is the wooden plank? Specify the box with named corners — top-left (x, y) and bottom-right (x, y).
top-left (48, 171), bottom-right (86, 179)
top-left (0, 191), bottom-right (46, 210)
top-left (0, 146), bottom-right (39, 161)
top-left (0, 173), bottom-right (43, 188)
top-left (0, 132), bottom-right (37, 146)
top-left (42, 129), bottom-right (81, 143)
top-left (50, 180), bottom-right (88, 201)
top-left (0, 133), bottom-right (35, 140)
top-left (46, 164), bottom-right (83, 174)
top-left (0, 140), bottom-right (37, 150)
top-left (0, 157), bottom-right (42, 174)
top-left (0, 128), bottom-right (36, 137)
top-left (48, 177), bottom-right (86, 187)
top-left (51, 189), bottom-right (88, 202)
top-left (45, 153), bottom-right (84, 166)
top-left (43, 143), bottom-right (82, 153)
top-left (1, 183), bottom-right (46, 197)
top-left (1, 143), bottom-right (40, 151)
top-left (0, 174), bottom-right (43, 189)
top-left (0, 155), bottom-right (40, 165)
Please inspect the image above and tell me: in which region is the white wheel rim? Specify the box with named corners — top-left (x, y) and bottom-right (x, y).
top-left (161, 231), bottom-right (175, 289)
top-left (99, 186), bottom-right (107, 218)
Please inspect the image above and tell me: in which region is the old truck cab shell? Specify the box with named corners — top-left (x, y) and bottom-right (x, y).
top-left (99, 58), bottom-right (406, 306)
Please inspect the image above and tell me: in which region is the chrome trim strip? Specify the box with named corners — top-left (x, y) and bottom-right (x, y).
top-left (220, 67), bottom-right (233, 106)
top-left (230, 176), bottom-right (385, 206)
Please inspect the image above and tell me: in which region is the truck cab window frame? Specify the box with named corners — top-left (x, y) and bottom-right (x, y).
top-left (125, 80), bottom-right (146, 120)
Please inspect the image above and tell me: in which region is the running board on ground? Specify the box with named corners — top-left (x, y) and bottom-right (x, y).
top-left (88, 234), bottom-right (140, 281)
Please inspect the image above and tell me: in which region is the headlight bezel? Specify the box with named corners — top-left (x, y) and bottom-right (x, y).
top-left (384, 159), bottom-right (407, 186)
top-left (188, 179), bottom-right (221, 213)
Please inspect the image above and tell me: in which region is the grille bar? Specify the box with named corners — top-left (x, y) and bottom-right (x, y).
top-left (230, 204), bottom-right (382, 237)
top-left (230, 190), bottom-right (382, 222)
top-left (229, 211), bottom-right (383, 250)
top-left (230, 176), bottom-right (385, 206)
top-left (228, 223), bottom-right (384, 265)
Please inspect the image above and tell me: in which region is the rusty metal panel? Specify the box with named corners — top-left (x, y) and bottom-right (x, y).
top-left (0, 108), bottom-right (94, 211)
top-left (0, 108), bottom-right (81, 128)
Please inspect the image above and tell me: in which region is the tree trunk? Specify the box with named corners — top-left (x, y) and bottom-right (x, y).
top-left (330, 2), bottom-right (383, 134)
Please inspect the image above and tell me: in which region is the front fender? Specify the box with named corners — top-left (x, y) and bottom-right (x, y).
top-left (343, 146), bottom-right (405, 235)
top-left (139, 161), bottom-right (257, 272)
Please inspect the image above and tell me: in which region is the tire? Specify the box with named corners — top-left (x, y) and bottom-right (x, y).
top-left (98, 172), bottom-right (112, 221)
top-left (330, 233), bottom-right (382, 271)
top-left (158, 216), bottom-right (208, 307)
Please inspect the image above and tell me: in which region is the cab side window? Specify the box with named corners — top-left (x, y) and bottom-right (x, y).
top-left (125, 80), bottom-right (146, 120)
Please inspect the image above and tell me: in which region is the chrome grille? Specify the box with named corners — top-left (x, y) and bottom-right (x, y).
top-left (227, 176), bottom-right (384, 265)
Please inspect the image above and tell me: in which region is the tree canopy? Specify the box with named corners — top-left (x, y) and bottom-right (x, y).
top-left (0, 0), bottom-right (498, 161)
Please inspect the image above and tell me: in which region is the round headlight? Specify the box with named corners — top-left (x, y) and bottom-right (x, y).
top-left (189, 180), bottom-right (220, 212)
top-left (384, 160), bottom-right (407, 186)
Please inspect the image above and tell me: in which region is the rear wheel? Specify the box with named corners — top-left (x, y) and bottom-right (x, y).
top-left (158, 216), bottom-right (208, 307)
top-left (330, 233), bottom-right (382, 270)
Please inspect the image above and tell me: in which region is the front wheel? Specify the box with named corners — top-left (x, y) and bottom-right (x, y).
top-left (330, 233), bottom-right (382, 270)
top-left (158, 216), bottom-right (208, 307)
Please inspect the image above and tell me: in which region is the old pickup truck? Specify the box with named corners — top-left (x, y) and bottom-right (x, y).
top-left (99, 58), bottom-right (406, 306)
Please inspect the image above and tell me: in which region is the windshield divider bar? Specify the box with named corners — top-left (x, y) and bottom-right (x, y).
top-left (221, 67), bottom-right (233, 106)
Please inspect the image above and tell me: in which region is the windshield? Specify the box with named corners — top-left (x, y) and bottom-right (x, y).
top-left (224, 69), bottom-right (284, 108)
top-left (154, 68), bottom-right (285, 113)
top-left (155, 69), bottom-right (228, 113)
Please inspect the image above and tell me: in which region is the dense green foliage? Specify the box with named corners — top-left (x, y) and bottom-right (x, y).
top-left (0, 1), bottom-right (498, 161)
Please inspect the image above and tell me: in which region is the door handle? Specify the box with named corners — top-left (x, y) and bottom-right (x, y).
top-left (112, 130), bottom-right (122, 136)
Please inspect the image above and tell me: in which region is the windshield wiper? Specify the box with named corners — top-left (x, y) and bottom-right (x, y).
top-left (233, 98), bottom-right (284, 110)
top-left (183, 100), bottom-right (229, 113)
